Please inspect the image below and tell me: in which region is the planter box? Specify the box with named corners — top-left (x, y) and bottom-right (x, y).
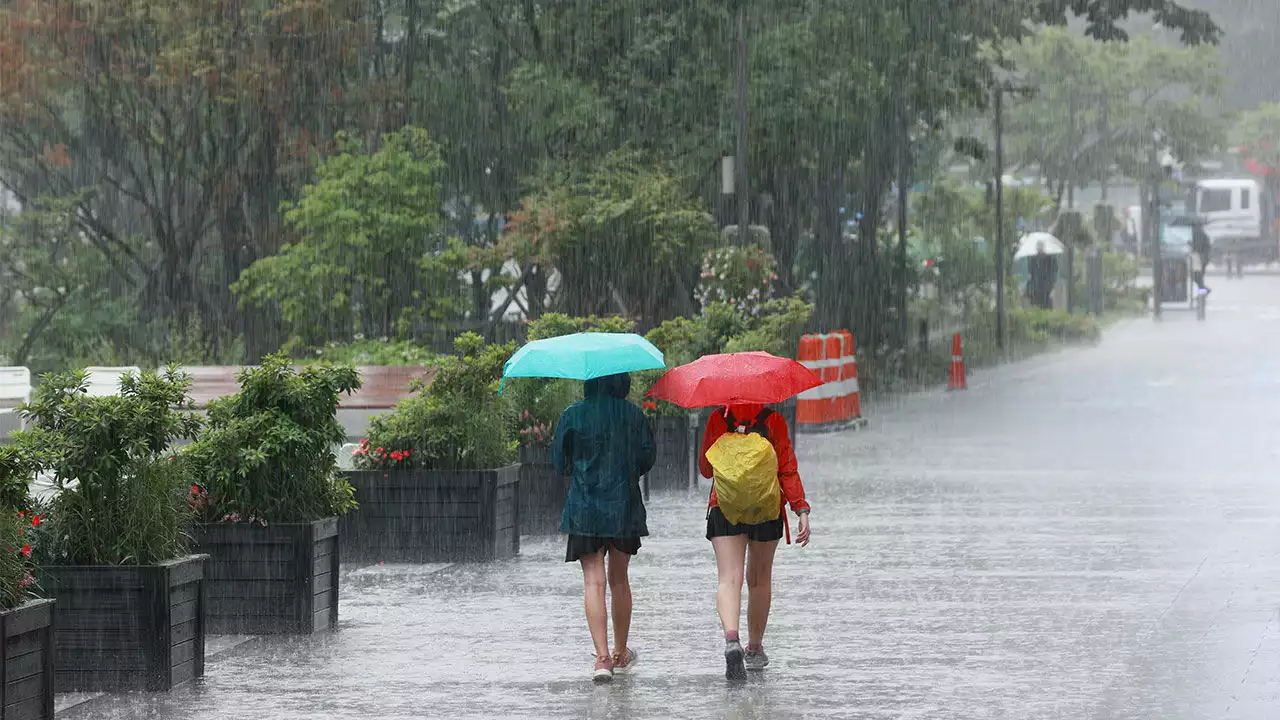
top-left (192, 519), bottom-right (339, 635)
top-left (645, 414), bottom-right (698, 493)
top-left (41, 555), bottom-right (206, 692)
top-left (341, 465), bottom-right (520, 562)
top-left (518, 445), bottom-right (569, 536)
top-left (0, 599), bottom-right (54, 720)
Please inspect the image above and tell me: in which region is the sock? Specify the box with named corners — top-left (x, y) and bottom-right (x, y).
top-left (746, 642), bottom-right (763, 653)
top-left (725, 630), bottom-right (739, 643)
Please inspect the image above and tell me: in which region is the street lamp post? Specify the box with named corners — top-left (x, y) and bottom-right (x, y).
top-left (994, 86), bottom-right (1006, 350)
top-left (1150, 134), bottom-right (1163, 320)
top-left (734, 0), bottom-right (749, 246)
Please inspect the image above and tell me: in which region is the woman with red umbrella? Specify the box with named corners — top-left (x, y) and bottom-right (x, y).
top-left (648, 352), bottom-right (816, 679)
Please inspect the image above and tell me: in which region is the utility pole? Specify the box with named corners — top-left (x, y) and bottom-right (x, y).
top-left (994, 86), bottom-right (1006, 350)
top-left (734, 0), bottom-right (750, 246)
top-left (1150, 135), bottom-right (1163, 320)
top-left (896, 91), bottom-right (910, 353)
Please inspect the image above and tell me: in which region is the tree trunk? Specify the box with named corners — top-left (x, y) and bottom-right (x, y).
top-left (813, 163), bottom-right (848, 333)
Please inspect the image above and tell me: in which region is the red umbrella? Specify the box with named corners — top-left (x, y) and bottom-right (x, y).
top-left (646, 352), bottom-right (823, 408)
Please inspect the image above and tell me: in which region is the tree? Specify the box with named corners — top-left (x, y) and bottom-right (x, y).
top-left (1005, 29), bottom-right (1227, 211)
top-left (485, 152), bottom-right (717, 325)
top-left (0, 0), bottom-right (380, 357)
top-left (233, 127), bottom-right (467, 351)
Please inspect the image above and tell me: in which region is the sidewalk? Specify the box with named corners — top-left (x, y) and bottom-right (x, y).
top-left (60, 279), bottom-right (1280, 718)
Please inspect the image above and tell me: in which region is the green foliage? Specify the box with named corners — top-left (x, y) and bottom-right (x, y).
top-left (495, 152), bottom-right (717, 321)
top-left (183, 356), bottom-right (361, 524)
top-left (0, 0), bottom-right (1224, 373)
top-left (1011, 309), bottom-right (1103, 345)
top-left (309, 340), bottom-right (437, 367)
top-left (723, 298), bottom-right (816, 358)
top-left (233, 127), bottom-right (467, 352)
top-left (1006, 29), bottom-right (1227, 201)
top-left (0, 509), bottom-right (35, 611)
top-left (0, 449), bottom-right (36, 611)
top-left (0, 447), bottom-right (35, 514)
top-left (525, 314), bottom-right (636, 341)
top-left (13, 369), bottom-right (201, 566)
top-left (359, 333), bottom-right (517, 470)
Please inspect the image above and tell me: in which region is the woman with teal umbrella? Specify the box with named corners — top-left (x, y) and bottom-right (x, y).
top-left (503, 333), bottom-right (664, 683)
top-left (553, 372), bottom-right (654, 683)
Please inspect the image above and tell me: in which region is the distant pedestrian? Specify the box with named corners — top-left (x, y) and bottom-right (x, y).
top-left (700, 404), bottom-right (810, 680)
top-left (1191, 224), bottom-right (1212, 295)
top-left (553, 373), bottom-right (655, 683)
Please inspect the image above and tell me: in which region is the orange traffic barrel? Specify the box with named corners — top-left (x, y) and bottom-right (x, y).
top-left (795, 334), bottom-right (826, 427)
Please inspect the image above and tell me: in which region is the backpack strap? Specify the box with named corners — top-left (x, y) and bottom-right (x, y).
top-left (723, 407), bottom-right (773, 441)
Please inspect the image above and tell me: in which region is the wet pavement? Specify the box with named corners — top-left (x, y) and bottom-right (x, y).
top-left (66, 279), bottom-right (1280, 719)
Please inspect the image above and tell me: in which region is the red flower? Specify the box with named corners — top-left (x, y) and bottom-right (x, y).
top-left (31, 515), bottom-right (41, 528)
top-left (20, 546), bottom-right (31, 558)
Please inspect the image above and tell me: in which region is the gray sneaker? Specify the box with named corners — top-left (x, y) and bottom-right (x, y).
top-left (744, 647), bottom-right (769, 671)
top-left (725, 640), bottom-right (747, 681)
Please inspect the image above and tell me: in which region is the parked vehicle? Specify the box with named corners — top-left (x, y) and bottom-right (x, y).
top-left (1188, 178), bottom-right (1277, 266)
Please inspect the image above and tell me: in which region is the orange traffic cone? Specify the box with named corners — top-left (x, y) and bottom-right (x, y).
top-left (948, 333), bottom-right (967, 391)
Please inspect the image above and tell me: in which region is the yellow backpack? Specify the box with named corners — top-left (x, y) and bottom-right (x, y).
top-left (706, 410), bottom-right (781, 526)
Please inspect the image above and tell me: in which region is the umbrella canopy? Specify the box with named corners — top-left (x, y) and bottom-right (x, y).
top-left (646, 352), bottom-right (822, 408)
top-left (1014, 232), bottom-right (1065, 260)
top-left (501, 333), bottom-right (665, 386)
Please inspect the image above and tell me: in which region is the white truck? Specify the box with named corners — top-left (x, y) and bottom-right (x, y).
top-left (1189, 178), bottom-right (1276, 266)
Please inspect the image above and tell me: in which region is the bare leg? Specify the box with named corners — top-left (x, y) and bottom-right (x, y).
top-left (745, 539), bottom-right (779, 647)
top-left (580, 549), bottom-right (609, 659)
top-left (711, 535), bottom-right (748, 635)
top-left (607, 548), bottom-right (633, 658)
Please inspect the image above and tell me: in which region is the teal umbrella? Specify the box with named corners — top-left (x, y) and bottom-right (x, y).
top-left (501, 333), bottom-right (665, 389)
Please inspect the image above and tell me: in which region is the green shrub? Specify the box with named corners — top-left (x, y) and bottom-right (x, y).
top-left (526, 313), bottom-right (635, 341)
top-left (310, 339), bottom-right (437, 366)
top-left (358, 333), bottom-right (517, 470)
top-left (723, 297), bottom-right (814, 358)
top-left (0, 509), bottom-right (36, 611)
top-left (0, 450), bottom-right (37, 610)
top-left (15, 368), bottom-right (201, 566)
top-left (184, 356), bottom-right (361, 524)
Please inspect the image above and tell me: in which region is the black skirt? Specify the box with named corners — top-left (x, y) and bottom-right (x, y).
top-left (706, 506), bottom-right (784, 542)
top-left (565, 535), bottom-right (642, 563)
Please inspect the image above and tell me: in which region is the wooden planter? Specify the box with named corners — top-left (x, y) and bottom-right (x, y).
top-left (0, 599), bottom-right (54, 720)
top-left (41, 555), bottom-right (206, 692)
top-left (518, 444), bottom-right (569, 536)
top-left (645, 414), bottom-right (698, 493)
top-left (192, 518), bottom-right (339, 635)
top-left (341, 465), bottom-right (520, 563)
